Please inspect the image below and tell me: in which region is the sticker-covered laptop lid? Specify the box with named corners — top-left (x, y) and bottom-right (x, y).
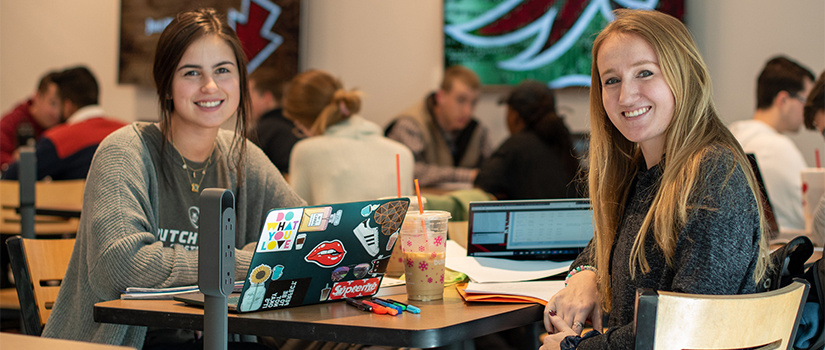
top-left (235, 198), bottom-right (410, 313)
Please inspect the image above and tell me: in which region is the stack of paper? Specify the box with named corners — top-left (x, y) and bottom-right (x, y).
top-left (121, 281), bottom-right (244, 300)
top-left (444, 240), bottom-right (571, 305)
top-left (444, 240), bottom-right (570, 282)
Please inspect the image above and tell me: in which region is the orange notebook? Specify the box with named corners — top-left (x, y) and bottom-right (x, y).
top-left (455, 280), bottom-right (565, 306)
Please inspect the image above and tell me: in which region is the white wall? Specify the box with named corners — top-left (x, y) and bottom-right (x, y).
top-left (1, 0), bottom-right (823, 163)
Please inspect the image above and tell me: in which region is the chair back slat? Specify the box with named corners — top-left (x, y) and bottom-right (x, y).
top-left (0, 180), bottom-right (84, 236)
top-left (635, 281), bottom-right (809, 350)
top-left (20, 238), bottom-right (76, 327)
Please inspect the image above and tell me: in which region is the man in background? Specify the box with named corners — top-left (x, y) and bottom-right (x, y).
top-left (249, 67), bottom-right (303, 176)
top-left (0, 71), bottom-right (63, 170)
top-left (385, 65), bottom-right (490, 187)
top-left (730, 56), bottom-right (815, 231)
top-left (2, 66), bottom-right (126, 180)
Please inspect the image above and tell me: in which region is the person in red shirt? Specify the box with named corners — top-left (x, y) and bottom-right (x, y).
top-left (0, 71), bottom-right (63, 170)
top-left (2, 66), bottom-right (126, 180)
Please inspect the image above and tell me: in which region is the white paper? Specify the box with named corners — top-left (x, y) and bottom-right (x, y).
top-left (464, 280), bottom-right (565, 302)
top-left (445, 240), bottom-right (571, 283)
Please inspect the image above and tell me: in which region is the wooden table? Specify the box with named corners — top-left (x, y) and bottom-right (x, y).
top-left (1, 332), bottom-right (136, 349)
top-left (94, 287), bottom-right (543, 348)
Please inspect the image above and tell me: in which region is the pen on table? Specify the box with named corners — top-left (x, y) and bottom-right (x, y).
top-left (371, 298), bottom-right (403, 314)
top-left (362, 300), bottom-right (396, 315)
top-left (344, 297), bottom-right (371, 312)
top-left (374, 297), bottom-right (405, 310)
top-left (386, 298), bottom-right (421, 314)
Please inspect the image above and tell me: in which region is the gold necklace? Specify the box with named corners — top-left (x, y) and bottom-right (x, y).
top-left (173, 142), bottom-right (215, 193)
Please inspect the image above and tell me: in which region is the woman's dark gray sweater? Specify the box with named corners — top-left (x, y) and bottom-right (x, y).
top-left (574, 146), bottom-right (762, 349)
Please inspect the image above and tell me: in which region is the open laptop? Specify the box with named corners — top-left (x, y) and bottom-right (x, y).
top-left (746, 153), bottom-right (780, 237)
top-left (175, 197), bottom-right (410, 313)
top-left (466, 199), bottom-right (593, 261)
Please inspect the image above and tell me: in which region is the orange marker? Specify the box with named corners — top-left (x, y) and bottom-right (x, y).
top-left (362, 300), bottom-right (396, 315)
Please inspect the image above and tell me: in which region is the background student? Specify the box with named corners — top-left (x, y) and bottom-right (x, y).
top-left (729, 56), bottom-right (815, 231)
top-left (2, 65), bottom-right (126, 180)
top-left (541, 9), bottom-right (771, 349)
top-left (0, 70), bottom-right (62, 170)
top-left (474, 80), bottom-right (580, 200)
top-left (805, 72), bottom-right (825, 243)
top-left (285, 69), bottom-right (414, 205)
top-left (385, 65), bottom-right (490, 187)
top-left (248, 67), bottom-right (304, 176)
top-left (42, 9), bottom-right (303, 349)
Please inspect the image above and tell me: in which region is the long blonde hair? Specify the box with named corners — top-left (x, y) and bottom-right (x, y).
top-left (587, 9), bottom-right (771, 311)
top-left (283, 69), bottom-right (361, 136)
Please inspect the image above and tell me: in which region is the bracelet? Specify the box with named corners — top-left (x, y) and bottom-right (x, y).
top-left (565, 265), bottom-right (597, 287)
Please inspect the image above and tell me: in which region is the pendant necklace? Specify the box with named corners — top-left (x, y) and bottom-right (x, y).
top-left (173, 141), bottom-right (215, 193)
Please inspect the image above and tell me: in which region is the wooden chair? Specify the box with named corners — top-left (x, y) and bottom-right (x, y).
top-left (6, 236), bottom-right (75, 335)
top-left (0, 179), bottom-right (84, 236)
top-left (634, 280), bottom-right (809, 350)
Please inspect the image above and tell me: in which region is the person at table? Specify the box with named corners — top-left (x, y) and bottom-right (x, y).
top-left (286, 69), bottom-right (414, 205)
top-left (2, 66), bottom-right (126, 180)
top-left (729, 56), bottom-right (815, 231)
top-left (385, 65), bottom-right (491, 187)
top-left (42, 8), bottom-right (304, 349)
top-left (0, 70), bottom-right (62, 171)
top-left (473, 80), bottom-right (580, 200)
top-left (541, 9), bottom-right (771, 350)
top-left (248, 66), bottom-right (304, 176)
top-left (805, 72), bottom-right (825, 243)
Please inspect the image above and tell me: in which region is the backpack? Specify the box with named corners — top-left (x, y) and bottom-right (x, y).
top-left (765, 235), bottom-right (824, 349)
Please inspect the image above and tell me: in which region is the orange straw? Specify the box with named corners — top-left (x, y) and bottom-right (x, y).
top-left (817, 149), bottom-right (821, 168)
top-left (414, 179), bottom-right (424, 214)
top-left (396, 154), bottom-right (401, 198)
top-left (414, 179), bottom-right (426, 232)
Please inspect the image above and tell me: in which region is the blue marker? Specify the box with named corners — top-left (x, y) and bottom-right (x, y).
top-left (371, 298), bottom-right (403, 314)
top-left (386, 298), bottom-right (421, 314)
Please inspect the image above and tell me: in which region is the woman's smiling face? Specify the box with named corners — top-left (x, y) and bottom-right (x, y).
top-left (171, 34), bottom-right (240, 130)
top-left (597, 32), bottom-right (675, 166)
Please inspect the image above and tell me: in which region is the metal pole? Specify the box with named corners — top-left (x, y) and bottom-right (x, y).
top-left (19, 146), bottom-right (36, 239)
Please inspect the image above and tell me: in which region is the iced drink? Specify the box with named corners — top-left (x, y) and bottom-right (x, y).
top-left (802, 168), bottom-right (825, 232)
top-left (400, 210), bottom-right (450, 301)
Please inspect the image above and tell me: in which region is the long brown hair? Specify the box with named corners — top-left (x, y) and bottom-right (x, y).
top-left (153, 8), bottom-right (251, 179)
top-left (283, 69), bottom-right (361, 136)
top-left (587, 9), bottom-right (770, 310)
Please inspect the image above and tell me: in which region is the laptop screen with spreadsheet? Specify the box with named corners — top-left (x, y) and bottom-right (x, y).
top-left (467, 199), bottom-right (593, 261)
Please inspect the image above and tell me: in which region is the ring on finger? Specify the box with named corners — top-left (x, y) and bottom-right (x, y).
top-left (573, 321), bottom-right (584, 330)
top-left (548, 309), bottom-right (556, 317)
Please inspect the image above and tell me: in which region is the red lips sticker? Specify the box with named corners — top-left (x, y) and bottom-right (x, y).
top-left (304, 240), bottom-right (347, 267)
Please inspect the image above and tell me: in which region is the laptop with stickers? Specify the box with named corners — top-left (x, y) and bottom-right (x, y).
top-left (175, 197), bottom-right (410, 313)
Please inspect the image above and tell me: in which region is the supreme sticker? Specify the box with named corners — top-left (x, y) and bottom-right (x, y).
top-left (328, 277), bottom-right (381, 300)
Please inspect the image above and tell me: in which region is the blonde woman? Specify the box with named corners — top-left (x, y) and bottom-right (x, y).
top-left (285, 70), bottom-right (414, 205)
top-left (541, 9), bottom-right (771, 349)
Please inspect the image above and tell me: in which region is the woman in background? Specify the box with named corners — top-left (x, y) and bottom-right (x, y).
top-left (474, 80), bottom-right (580, 199)
top-left (286, 69), bottom-right (414, 205)
top-left (43, 9), bottom-right (303, 349)
top-left (541, 9), bottom-right (771, 349)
